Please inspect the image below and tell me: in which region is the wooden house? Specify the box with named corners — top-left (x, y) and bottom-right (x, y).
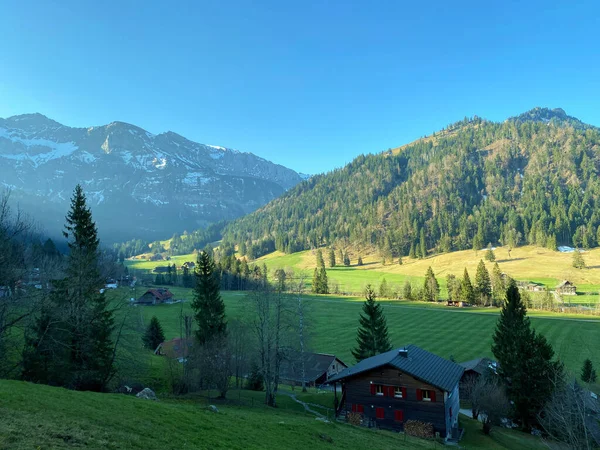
top-left (136, 288), bottom-right (174, 305)
top-left (329, 345), bottom-right (464, 440)
top-left (556, 280), bottom-right (577, 296)
top-left (279, 351), bottom-right (348, 387)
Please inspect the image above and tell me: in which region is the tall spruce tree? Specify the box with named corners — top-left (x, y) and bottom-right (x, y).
top-left (475, 260), bottom-right (492, 305)
top-left (343, 252), bottom-right (350, 266)
top-left (423, 266), bottom-right (440, 302)
top-left (318, 267), bottom-right (329, 294)
top-left (460, 268), bottom-right (475, 304)
top-left (581, 358), bottom-right (597, 383)
top-left (312, 267), bottom-right (320, 294)
top-left (491, 262), bottom-right (505, 306)
top-left (316, 249), bottom-right (325, 268)
top-left (485, 243), bottom-right (496, 262)
top-left (352, 285), bottom-right (392, 362)
top-left (328, 248), bottom-right (336, 267)
top-left (492, 281), bottom-right (562, 429)
top-left (419, 228), bottom-right (426, 259)
top-left (192, 251), bottom-right (227, 345)
top-left (572, 249), bottom-right (586, 269)
top-left (23, 185), bottom-right (115, 391)
top-left (143, 316), bottom-right (166, 350)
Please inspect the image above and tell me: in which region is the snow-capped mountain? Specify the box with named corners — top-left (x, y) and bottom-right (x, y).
top-left (0, 113), bottom-right (303, 242)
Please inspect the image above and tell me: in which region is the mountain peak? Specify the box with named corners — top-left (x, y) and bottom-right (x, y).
top-left (508, 107), bottom-right (591, 129)
top-left (5, 113), bottom-right (63, 130)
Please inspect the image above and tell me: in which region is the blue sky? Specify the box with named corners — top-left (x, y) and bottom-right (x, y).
top-left (1, 0), bottom-right (599, 174)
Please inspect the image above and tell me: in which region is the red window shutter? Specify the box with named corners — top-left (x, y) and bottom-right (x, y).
top-left (370, 384), bottom-right (376, 395)
top-left (431, 391), bottom-right (436, 402)
top-left (376, 407), bottom-right (385, 419)
top-left (402, 387), bottom-right (407, 398)
top-left (352, 404), bottom-right (357, 412)
top-left (357, 404), bottom-right (364, 413)
top-left (394, 410), bottom-right (404, 422)
top-left (416, 389), bottom-right (422, 401)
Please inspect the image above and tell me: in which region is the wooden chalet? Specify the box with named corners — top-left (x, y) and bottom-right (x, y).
top-left (329, 345), bottom-right (464, 441)
top-left (279, 351), bottom-right (348, 387)
top-left (136, 288), bottom-right (174, 305)
top-left (556, 280), bottom-right (577, 296)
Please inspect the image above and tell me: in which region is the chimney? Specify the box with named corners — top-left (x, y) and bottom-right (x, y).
top-left (398, 347), bottom-right (408, 358)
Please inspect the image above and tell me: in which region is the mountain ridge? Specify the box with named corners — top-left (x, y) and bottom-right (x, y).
top-left (0, 113), bottom-right (304, 242)
top-left (221, 107), bottom-right (600, 259)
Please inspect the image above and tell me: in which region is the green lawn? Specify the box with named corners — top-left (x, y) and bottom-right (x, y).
top-left (116, 288), bottom-right (600, 390)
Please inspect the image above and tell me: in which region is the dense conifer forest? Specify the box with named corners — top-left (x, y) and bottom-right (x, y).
top-left (222, 109), bottom-right (600, 259)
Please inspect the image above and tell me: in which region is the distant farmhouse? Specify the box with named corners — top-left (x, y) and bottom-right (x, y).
top-left (181, 261), bottom-right (195, 270)
top-left (136, 288), bottom-right (174, 305)
top-left (330, 345), bottom-right (463, 441)
top-left (458, 357), bottom-right (497, 397)
top-left (556, 280), bottom-right (577, 295)
top-left (279, 351), bottom-right (348, 388)
top-left (154, 337), bottom-right (193, 363)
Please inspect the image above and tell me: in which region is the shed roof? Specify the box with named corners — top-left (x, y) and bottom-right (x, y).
top-left (279, 352), bottom-right (347, 383)
top-left (556, 280), bottom-right (575, 288)
top-left (459, 357), bottom-right (496, 375)
top-left (328, 345), bottom-right (464, 392)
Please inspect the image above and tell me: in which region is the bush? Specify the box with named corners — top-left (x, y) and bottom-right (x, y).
top-left (404, 420), bottom-right (435, 439)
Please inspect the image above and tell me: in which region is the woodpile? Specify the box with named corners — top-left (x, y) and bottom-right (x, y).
top-left (404, 420), bottom-right (435, 438)
top-left (347, 412), bottom-right (362, 426)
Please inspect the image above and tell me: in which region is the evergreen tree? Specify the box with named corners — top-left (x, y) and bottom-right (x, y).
top-left (42, 238), bottom-right (59, 256)
top-left (475, 260), bottom-right (492, 305)
top-left (572, 249), bottom-right (586, 269)
top-left (316, 249), bottom-right (325, 268)
top-left (23, 185), bottom-right (114, 391)
top-left (492, 281), bottom-right (563, 429)
top-left (460, 268), bottom-right (475, 304)
top-left (398, 255), bottom-right (402, 265)
top-left (379, 278), bottom-right (389, 298)
top-left (312, 268), bottom-right (320, 294)
top-left (402, 280), bottom-right (412, 300)
top-left (343, 252), bottom-right (350, 266)
top-left (419, 228), bottom-right (426, 259)
top-left (409, 242), bottom-right (416, 259)
top-left (485, 243), bottom-right (496, 262)
top-left (351, 285), bottom-right (392, 362)
top-left (423, 266), bottom-right (439, 302)
top-left (192, 251), bottom-right (227, 345)
top-left (318, 267), bottom-right (329, 294)
top-left (357, 256), bottom-right (363, 266)
top-left (491, 262), bottom-right (505, 306)
top-left (182, 266), bottom-right (194, 288)
top-left (328, 248), bottom-right (336, 267)
top-left (581, 358), bottom-right (597, 383)
top-left (446, 274), bottom-right (460, 302)
top-left (143, 316), bottom-right (166, 350)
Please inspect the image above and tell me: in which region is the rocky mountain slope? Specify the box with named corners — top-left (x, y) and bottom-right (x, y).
top-left (0, 113), bottom-right (303, 242)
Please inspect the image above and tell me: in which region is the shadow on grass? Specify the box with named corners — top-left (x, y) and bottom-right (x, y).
top-left (495, 258), bottom-right (526, 263)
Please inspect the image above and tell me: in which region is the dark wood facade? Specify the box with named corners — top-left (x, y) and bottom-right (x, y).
top-left (337, 365), bottom-right (460, 438)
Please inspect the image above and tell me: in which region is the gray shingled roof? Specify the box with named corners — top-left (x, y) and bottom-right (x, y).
top-left (279, 352), bottom-right (347, 383)
top-left (328, 345), bottom-right (464, 392)
top-left (459, 357), bottom-right (495, 375)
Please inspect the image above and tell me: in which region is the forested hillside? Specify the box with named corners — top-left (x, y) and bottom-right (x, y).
top-left (222, 108), bottom-right (600, 259)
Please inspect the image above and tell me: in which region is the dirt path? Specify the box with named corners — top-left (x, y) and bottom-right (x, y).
top-left (279, 391), bottom-right (325, 418)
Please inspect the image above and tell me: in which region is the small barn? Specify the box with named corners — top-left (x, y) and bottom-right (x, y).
top-left (155, 337), bottom-right (193, 363)
top-left (556, 280), bottom-right (577, 296)
top-left (279, 351), bottom-right (348, 387)
top-left (136, 288), bottom-right (174, 305)
top-left (458, 357), bottom-right (497, 396)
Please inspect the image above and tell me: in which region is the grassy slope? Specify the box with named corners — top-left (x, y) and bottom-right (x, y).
top-left (0, 381), bottom-right (552, 450)
top-left (113, 288), bottom-right (600, 390)
top-left (125, 245), bottom-right (600, 303)
top-left (0, 380), bottom-right (433, 450)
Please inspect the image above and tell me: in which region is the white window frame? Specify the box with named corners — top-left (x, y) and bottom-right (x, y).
top-left (422, 389), bottom-right (432, 402)
top-left (375, 384), bottom-right (384, 396)
top-left (394, 386), bottom-right (403, 398)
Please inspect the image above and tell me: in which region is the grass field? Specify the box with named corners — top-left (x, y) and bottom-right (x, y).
top-left (125, 245), bottom-right (600, 304)
top-left (112, 287), bottom-right (600, 390)
top-left (0, 380), bottom-right (554, 450)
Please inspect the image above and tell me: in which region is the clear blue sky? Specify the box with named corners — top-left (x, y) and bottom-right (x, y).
top-left (1, 1), bottom-right (599, 174)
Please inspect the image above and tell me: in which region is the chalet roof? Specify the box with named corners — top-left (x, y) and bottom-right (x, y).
top-left (279, 351), bottom-right (348, 383)
top-left (459, 357), bottom-right (495, 375)
top-left (155, 337), bottom-right (193, 359)
top-left (328, 345), bottom-right (464, 392)
top-left (146, 288), bottom-right (173, 300)
top-left (556, 280), bottom-right (575, 288)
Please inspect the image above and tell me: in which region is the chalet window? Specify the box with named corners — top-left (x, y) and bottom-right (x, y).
top-left (375, 384), bottom-right (384, 396)
top-left (418, 389), bottom-right (436, 402)
top-left (394, 410), bottom-right (404, 422)
top-left (393, 386), bottom-right (406, 398)
top-left (351, 404), bottom-right (364, 413)
top-left (376, 407), bottom-right (385, 419)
